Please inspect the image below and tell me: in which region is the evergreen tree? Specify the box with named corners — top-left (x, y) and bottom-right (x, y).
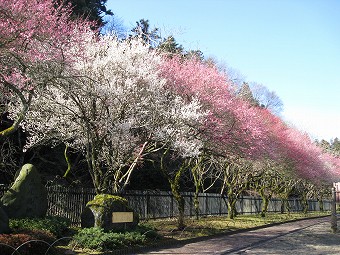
top-left (331, 138), bottom-right (340, 155)
top-left (61, 0), bottom-right (113, 28)
top-left (131, 19), bottom-right (161, 47)
top-left (185, 50), bottom-right (204, 61)
top-left (158, 36), bottom-right (184, 55)
top-left (237, 82), bottom-right (259, 106)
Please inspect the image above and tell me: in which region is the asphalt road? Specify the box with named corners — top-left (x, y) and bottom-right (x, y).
top-left (137, 216), bottom-right (340, 255)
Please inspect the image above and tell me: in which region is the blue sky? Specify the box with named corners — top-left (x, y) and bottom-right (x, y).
top-left (106, 0), bottom-right (340, 141)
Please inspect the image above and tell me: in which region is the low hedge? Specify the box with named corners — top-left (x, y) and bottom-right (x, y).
top-left (72, 225), bottom-right (159, 251)
top-left (9, 216), bottom-right (71, 237)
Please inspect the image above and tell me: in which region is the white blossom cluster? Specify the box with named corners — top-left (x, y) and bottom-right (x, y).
top-left (9, 36), bottom-right (205, 169)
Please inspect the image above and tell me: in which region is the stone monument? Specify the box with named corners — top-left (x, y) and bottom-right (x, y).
top-left (1, 164), bottom-right (48, 218)
top-left (81, 194), bottom-right (139, 231)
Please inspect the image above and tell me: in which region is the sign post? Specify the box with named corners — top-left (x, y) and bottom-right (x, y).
top-left (331, 186), bottom-right (337, 233)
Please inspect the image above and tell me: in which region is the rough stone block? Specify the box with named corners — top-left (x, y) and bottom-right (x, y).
top-left (1, 164), bottom-right (48, 218)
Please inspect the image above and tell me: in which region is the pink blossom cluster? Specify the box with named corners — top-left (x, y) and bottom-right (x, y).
top-left (0, 0), bottom-right (93, 94)
top-left (160, 57), bottom-right (272, 159)
top-left (160, 56), bottom-right (340, 183)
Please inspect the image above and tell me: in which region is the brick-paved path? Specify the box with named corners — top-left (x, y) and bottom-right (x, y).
top-left (137, 216), bottom-right (340, 255)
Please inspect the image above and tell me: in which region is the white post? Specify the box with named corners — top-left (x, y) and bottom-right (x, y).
top-left (331, 187), bottom-right (337, 233)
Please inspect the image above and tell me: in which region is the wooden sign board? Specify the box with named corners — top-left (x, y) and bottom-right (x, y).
top-left (112, 212), bottom-right (134, 223)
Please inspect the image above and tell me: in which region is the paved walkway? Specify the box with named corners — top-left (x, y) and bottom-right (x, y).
top-left (137, 216), bottom-right (340, 255)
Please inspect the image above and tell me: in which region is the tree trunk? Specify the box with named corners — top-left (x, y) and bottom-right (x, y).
top-left (172, 186), bottom-right (185, 230)
top-left (0, 86), bottom-right (31, 139)
top-left (280, 192), bottom-right (291, 215)
top-left (160, 153), bottom-right (188, 230)
top-left (301, 193), bottom-right (308, 214)
top-left (193, 189), bottom-right (200, 220)
top-left (170, 164), bottom-right (187, 230)
top-left (191, 156), bottom-right (205, 221)
top-left (227, 195), bottom-right (237, 219)
top-left (261, 196), bottom-right (270, 217)
top-left (280, 198), bottom-right (285, 214)
top-left (318, 198), bottom-right (324, 212)
top-left (259, 189), bottom-right (270, 217)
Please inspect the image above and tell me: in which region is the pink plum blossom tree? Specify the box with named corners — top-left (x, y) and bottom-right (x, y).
top-left (160, 57), bottom-right (275, 219)
top-left (160, 57), bottom-right (271, 159)
top-left (283, 127), bottom-right (339, 182)
top-left (160, 56), bottom-right (340, 218)
top-left (162, 44), bottom-right (340, 222)
top-left (0, 0), bottom-right (93, 138)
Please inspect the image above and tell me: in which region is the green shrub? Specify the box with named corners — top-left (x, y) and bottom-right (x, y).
top-left (72, 227), bottom-right (107, 250)
top-left (72, 227), bottom-right (149, 251)
top-left (9, 216), bottom-right (71, 237)
top-left (135, 224), bottom-right (160, 239)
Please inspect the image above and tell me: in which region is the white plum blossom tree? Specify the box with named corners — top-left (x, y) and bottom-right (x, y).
top-left (9, 36), bottom-right (205, 194)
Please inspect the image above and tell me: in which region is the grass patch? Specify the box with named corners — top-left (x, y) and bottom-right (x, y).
top-left (141, 211), bottom-right (330, 240)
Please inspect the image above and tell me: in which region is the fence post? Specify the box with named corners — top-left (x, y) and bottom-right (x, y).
top-left (171, 193), bottom-right (174, 218)
top-left (144, 191), bottom-right (148, 220)
top-left (189, 194), bottom-right (193, 217)
top-left (219, 194), bottom-right (222, 216)
top-left (331, 187), bottom-right (337, 233)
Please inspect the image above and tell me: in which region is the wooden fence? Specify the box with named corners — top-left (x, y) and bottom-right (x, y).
top-left (0, 185), bottom-right (332, 225)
